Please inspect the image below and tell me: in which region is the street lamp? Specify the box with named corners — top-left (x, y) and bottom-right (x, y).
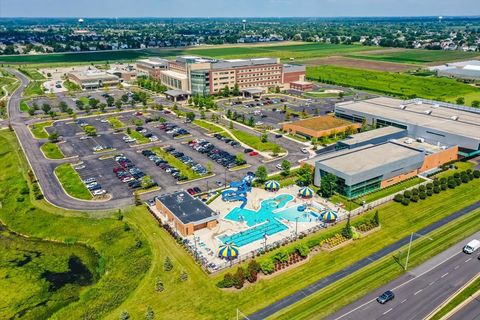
top-left (295, 217), bottom-right (299, 237)
top-left (404, 232), bottom-right (433, 271)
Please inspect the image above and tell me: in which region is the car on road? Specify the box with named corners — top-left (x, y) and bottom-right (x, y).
top-left (301, 147), bottom-right (309, 154)
top-left (276, 163), bottom-right (283, 170)
top-left (376, 290), bottom-right (395, 304)
top-left (244, 148), bottom-right (253, 153)
top-left (463, 239), bottom-right (480, 254)
top-left (92, 189), bottom-right (106, 196)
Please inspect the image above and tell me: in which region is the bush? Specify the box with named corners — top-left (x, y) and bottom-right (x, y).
top-left (440, 177), bottom-right (447, 184)
top-left (401, 198), bottom-right (410, 206)
top-left (441, 184), bottom-right (447, 190)
top-left (155, 277), bottom-right (164, 292)
top-left (473, 170), bottom-right (480, 178)
top-left (393, 194), bottom-right (404, 202)
top-left (461, 174), bottom-right (469, 183)
top-left (403, 190), bottom-right (412, 199)
top-left (216, 273), bottom-right (235, 288)
top-left (273, 250), bottom-right (289, 263)
top-left (411, 188), bottom-right (419, 195)
top-left (163, 257), bottom-right (173, 271)
top-left (426, 183), bottom-right (434, 189)
top-left (419, 192), bottom-right (426, 200)
top-left (411, 195), bottom-right (419, 202)
top-left (448, 179), bottom-right (457, 189)
top-left (418, 185), bottom-right (426, 192)
top-left (426, 189), bottom-right (433, 196)
top-left (233, 267), bottom-right (246, 289)
top-left (246, 260), bottom-right (260, 283)
top-left (433, 186), bottom-right (440, 193)
top-left (295, 244), bottom-right (310, 258)
top-left (433, 179), bottom-right (440, 186)
top-left (260, 259), bottom-right (275, 274)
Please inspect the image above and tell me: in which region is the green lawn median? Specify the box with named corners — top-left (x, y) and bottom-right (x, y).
top-left (29, 121), bottom-right (53, 139)
top-left (54, 163), bottom-right (92, 200)
top-left (127, 130), bottom-right (150, 144)
top-left (108, 117), bottom-right (125, 130)
top-left (23, 80), bottom-right (45, 97)
top-left (40, 142), bottom-right (64, 159)
top-left (231, 129), bottom-right (285, 153)
top-left (151, 146), bottom-right (203, 181)
top-left (193, 119), bottom-right (225, 133)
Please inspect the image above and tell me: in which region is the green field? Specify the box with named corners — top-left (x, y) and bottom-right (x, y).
top-left (18, 68), bottom-right (46, 80)
top-left (151, 146), bottom-right (202, 180)
top-left (54, 163), bottom-right (92, 200)
top-left (0, 74), bottom-right (19, 95)
top-left (307, 65), bottom-right (480, 105)
top-left (29, 121), bottom-right (53, 139)
top-left (349, 49), bottom-right (480, 64)
top-left (40, 142), bottom-right (64, 159)
top-left (20, 99), bottom-right (30, 112)
top-left (0, 131), bottom-right (151, 319)
top-left (231, 129), bottom-right (284, 153)
top-left (0, 43), bottom-right (377, 65)
top-left (23, 80), bottom-right (45, 97)
top-left (193, 119), bottom-right (225, 133)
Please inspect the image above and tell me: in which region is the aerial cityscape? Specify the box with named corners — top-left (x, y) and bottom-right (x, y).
top-left (0, 1), bottom-right (479, 320)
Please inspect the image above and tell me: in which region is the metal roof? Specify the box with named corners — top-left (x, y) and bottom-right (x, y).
top-left (157, 191), bottom-right (217, 225)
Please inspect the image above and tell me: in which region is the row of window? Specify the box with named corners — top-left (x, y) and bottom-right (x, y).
top-left (238, 67), bottom-right (281, 73)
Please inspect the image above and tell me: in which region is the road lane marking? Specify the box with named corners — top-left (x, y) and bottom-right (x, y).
top-left (465, 258), bottom-right (472, 263)
top-left (414, 289), bottom-right (423, 295)
top-left (454, 265), bottom-right (460, 270)
top-left (383, 308), bottom-right (393, 315)
top-left (401, 299), bottom-right (407, 304)
top-left (441, 272), bottom-right (449, 278)
top-left (429, 281), bottom-right (436, 286)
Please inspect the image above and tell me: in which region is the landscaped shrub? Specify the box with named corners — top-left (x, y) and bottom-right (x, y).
top-left (411, 188), bottom-right (419, 195)
top-left (403, 190), bottom-right (412, 198)
top-left (440, 177), bottom-right (447, 184)
top-left (419, 192), bottom-right (427, 200)
top-left (394, 194), bottom-right (404, 202)
top-left (163, 257), bottom-right (173, 271)
top-left (461, 174), bottom-right (470, 183)
top-left (473, 170), bottom-right (480, 178)
top-left (426, 183), bottom-right (434, 189)
top-left (433, 186), bottom-right (440, 193)
top-left (441, 184), bottom-right (447, 190)
top-left (418, 185), bottom-right (426, 192)
top-left (411, 195), bottom-right (419, 202)
top-left (455, 178), bottom-right (462, 186)
top-left (433, 179), bottom-right (440, 186)
top-left (401, 198), bottom-right (410, 206)
top-left (260, 259), bottom-right (275, 274)
top-left (426, 189), bottom-right (433, 196)
top-left (295, 244), bottom-right (310, 258)
top-left (233, 267), bottom-right (246, 289)
top-left (273, 250), bottom-right (289, 263)
top-left (246, 260), bottom-right (260, 283)
top-left (448, 179), bottom-right (457, 189)
top-left (306, 238), bottom-right (321, 249)
top-left (453, 172), bottom-right (460, 179)
top-left (216, 273), bottom-right (235, 288)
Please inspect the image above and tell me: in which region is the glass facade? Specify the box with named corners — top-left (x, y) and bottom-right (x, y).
top-left (376, 119), bottom-right (407, 130)
top-left (190, 70), bottom-right (210, 96)
top-left (320, 169), bottom-right (382, 199)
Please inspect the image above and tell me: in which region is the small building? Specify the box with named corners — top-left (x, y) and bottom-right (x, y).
top-left (155, 191), bottom-right (218, 236)
top-left (282, 115), bottom-right (360, 140)
top-left (136, 58), bottom-right (169, 79)
top-left (336, 126), bottom-right (407, 150)
top-left (68, 70), bottom-right (120, 89)
top-left (290, 80), bottom-right (314, 91)
top-left (429, 60), bottom-right (480, 81)
top-left (241, 87), bottom-right (265, 98)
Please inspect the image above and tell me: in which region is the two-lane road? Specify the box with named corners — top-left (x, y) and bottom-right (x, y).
top-left (327, 231), bottom-right (480, 320)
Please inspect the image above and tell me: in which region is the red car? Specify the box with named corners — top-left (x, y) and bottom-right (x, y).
top-left (187, 188), bottom-right (196, 195)
top-left (113, 167), bottom-right (123, 173)
top-left (249, 151), bottom-right (259, 156)
top-left (135, 111), bottom-right (143, 116)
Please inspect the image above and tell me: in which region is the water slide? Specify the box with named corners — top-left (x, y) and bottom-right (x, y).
top-left (221, 189), bottom-right (248, 209)
top-left (221, 172), bottom-right (255, 209)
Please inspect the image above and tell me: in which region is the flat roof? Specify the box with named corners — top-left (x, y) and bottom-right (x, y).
top-left (285, 115), bottom-right (353, 131)
top-left (336, 97), bottom-right (480, 139)
top-left (165, 89), bottom-right (190, 97)
top-left (157, 191), bottom-right (217, 225)
top-left (69, 70), bottom-right (119, 81)
top-left (340, 126), bottom-right (406, 146)
top-left (241, 87), bottom-right (265, 94)
top-left (318, 142), bottom-right (424, 176)
top-left (160, 70), bottom-right (188, 80)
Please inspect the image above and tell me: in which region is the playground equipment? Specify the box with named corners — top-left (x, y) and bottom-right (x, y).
top-left (221, 172), bottom-right (255, 209)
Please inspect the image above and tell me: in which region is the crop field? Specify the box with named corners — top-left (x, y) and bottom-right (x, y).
top-left (303, 56), bottom-right (415, 72)
top-left (307, 65), bottom-right (480, 105)
top-left (348, 49), bottom-right (480, 65)
top-left (0, 43), bottom-right (377, 65)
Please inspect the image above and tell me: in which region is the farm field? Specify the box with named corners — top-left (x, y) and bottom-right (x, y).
top-left (347, 49), bottom-right (480, 65)
top-left (306, 65), bottom-right (480, 105)
top-left (302, 56), bottom-right (416, 72)
top-left (0, 43), bottom-right (378, 65)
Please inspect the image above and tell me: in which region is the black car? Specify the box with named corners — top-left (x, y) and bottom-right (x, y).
top-left (135, 126), bottom-right (144, 132)
top-left (275, 134), bottom-right (283, 138)
top-left (193, 187), bottom-right (201, 193)
top-left (244, 148), bottom-right (253, 153)
top-left (377, 291), bottom-right (395, 304)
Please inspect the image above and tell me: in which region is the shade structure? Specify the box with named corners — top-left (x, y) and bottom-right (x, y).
top-left (218, 243), bottom-right (239, 259)
top-left (264, 180), bottom-right (280, 190)
top-left (321, 210), bottom-right (338, 222)
top-left (299, 187), bottom-right (314, 198)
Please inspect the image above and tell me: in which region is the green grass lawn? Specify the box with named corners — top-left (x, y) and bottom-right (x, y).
top-left (63, 79), bottom-right (81, 92)
top-left (231, 129), bottom-right (285, 153)
top-left (0, 75), bottom-right (19, 94)
top-left (29, 121), bottom-right (53, 139)
top-left (430, 276), bottom-right (480, 320)
top-left (79, 96), bottom-right (90, 105)
top-left (108, 117), bottom-right (125, 130)
top-left (23, 80), bottom-right (45, 97)
top-left (354, 177), bottom-right (425, 204)
top-left (127, 130), bottom-right (150, 144)
top-left (306, 65), bottom-right (480, 106)
top-left (193, 119), bottom-right (225, 133)
top-left (330, 193), bottom-right (362, 210)
top-left (54, 163), bottom-right (92, 200)
top-left (40, 142), bottom-right (64, 159)
top-left (105, 173), bottom-right (480, 319)
top-left (0, 131), bottom-right (151, 319)
top-left (348, 49), bottom-right (480, 65)
top-left (18, 68), bottom-right (46, 80)
top-left (433, 161), bottom-right (475, 179)
top-left (151, 147), bottom-right (202, 180)
top-left (20, 99), bottom-right (30, 112)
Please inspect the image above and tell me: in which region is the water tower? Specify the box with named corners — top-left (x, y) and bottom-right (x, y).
top-left (242, 19), bottom-right (247, 31)
top-left (78, 18), bottom-right (84, 24)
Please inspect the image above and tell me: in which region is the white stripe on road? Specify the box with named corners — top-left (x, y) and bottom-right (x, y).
top-left (414, 289), bottom-right (423, 295)
top-left (454, 265), bottom-right (460, 270)
top-left (429, 281), bottom-right (436, 286)
top-left (401, 299), bottom-right (407, 304)
top-left (383, 308), bottom-right (393, 315)
top-left (441, 272), bottom-right (449, 278)
top-left (465, 258), bottom-right (472, 263)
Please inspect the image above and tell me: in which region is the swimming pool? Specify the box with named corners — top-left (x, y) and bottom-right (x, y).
top-left (221, 194), bottom-right (322, 246)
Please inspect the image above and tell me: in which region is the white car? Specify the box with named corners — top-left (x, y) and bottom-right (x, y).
top-left (93, 146), bottom-right (104, 152)
top-left (301, 148), bottom-right (309, 154)
top-left (254, 121), bottom-right (264, 126)
top-left (149, 136), bottom-right (159, 142)
top-left (80, 136), bottom-right (88, 140)
top-left (75, 165), bottom-right (86, 170)
top-left (92, 189), bottom-right (107, 196)
top-left (276, 164), bottom-right (283, 170)
top-left (100, 119), bottom-right (108, 123)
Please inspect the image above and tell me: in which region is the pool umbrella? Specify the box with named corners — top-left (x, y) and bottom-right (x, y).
top-left (321, 210), bottom-right (338, 222)
top-left (218, 243), bottom-right (239, 259)
top-left (299, 187), bottom-right (314, 198)
top-left (264, 180), bottom-right (280, 191)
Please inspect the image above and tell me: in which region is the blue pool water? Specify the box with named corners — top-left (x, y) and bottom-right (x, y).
top-left (220, 194), bottom-right (322, 247)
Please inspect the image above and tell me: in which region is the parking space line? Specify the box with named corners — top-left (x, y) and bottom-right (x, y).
top-left (382, 308), bottom-right (393, 315)
top-left (400, 299), bottom-right (407, 304)
top-left (465, 258), bottom-right (472, 263)
top-left (414, 289), bottom-right (423, 296)
top-left (441, 272), bottom-right (449, 278)
top-left (454, 265), bottom-right (460, 270)
top-left (429, 281), bottom-right (436, 286)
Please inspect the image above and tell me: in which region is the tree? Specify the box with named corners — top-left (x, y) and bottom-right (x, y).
top-left (342, 216), bottom-right (353, 239)
top-left (200, 110), bottom-right (206, 119)
top-left (226, 109), bottom-right (232, 119)
top-left (76, 100), bottom-right (84, 110)
top-left (471, 100), bottom-right (480, 108)
top-left (281, 160), bottom-right (291, 177)
top-left (222, 85), bottom-right (230, 97)
top-left (235, 153), bottom-right (244, 164)
top-left (296, 164), bottom-right (313, 186)
top-left (89, 98), bottom-right (99, 109)
top-left (206, 162), bottom-right (213, 173)
top-left (164, 257), bottom-right (173, 271)
top-left (106, 95), bottom-right (114, 106)
top-left (99, 103), bottom-right (107, 113)
top-left (229, 120), bottom-right (234, 129)
top-left (115, 100), bottom-right (122, 111)
top-left (84, 125), bottom-right (97, 136)
top-left (48, 131), bottom-right (60, 143)
top-left (456, 97), bottom-right (465, 105)
top-left (372, 210), bottom-right (380, 226)
top-left (145, 306), bottom-right (155, 320)
top-left (41, 103), bottom-right (51, 114)
top-left (119, 311), bottom-right (130, 320)
top-left (141, 176), bottom-right (155, 189)
top-left (58, 101), bottom-right (69, 113)
top-left (232, 83), bottom-right (240, 96)
top-left (186, 112), bottom-right (196, 122)
top-left (261, 132), bottom-right (268, 143)
top-left (248, 116), bottom-right (255, 127)
top-left (255, 165), bottom-right (268, 183)
top-left (320, 173), bottom-right (337, 197)
top-left (272, 145), bottom-right (281, 156)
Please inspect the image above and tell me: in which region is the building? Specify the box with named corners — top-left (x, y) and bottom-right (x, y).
top-left (290, 80), bottom-right (314, 91)
top-left (155, 191), bottom-right (218, 236)
top-left (282, 115), bottom-right (360, 140)
top-left (336, 126), bottom-right (407, 150)
top-left (335, 97), bottom-right (480, 157)
top-left (68, 70), bottom-right (120, 89)
top-left (136, 55), bottom-right (306, 96)
top-left (429, 60), bottom-right (480, 81)
top-left (310, 139), bottom-right (458, 199)
top-left (136, 58), bottom-right (169, 79)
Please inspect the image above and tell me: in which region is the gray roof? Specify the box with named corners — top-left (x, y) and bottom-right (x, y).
top-left (164, 89), bottom-right (190, 97)
top-left (340, 127), bottom-right (407, 146)
top-left (157, 191), bottom-right (217, 225)
top-left (438, 68), bottom-right (480, 80)
top-left (241, 87), bottom-right (265, 94)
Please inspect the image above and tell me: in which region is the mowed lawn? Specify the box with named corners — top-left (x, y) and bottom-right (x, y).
top-left (307, 65), bottom-right (480, 105)
top-left (348, 49), bottom-right (480, 64)
top-left (105, 173), bottom-right (480, 319)
top-left (29, 121), bottom-right (53, 139)
top-left (231, 129), bottom-right (284, 152)
top-left (40, 142), bottom-right (64, 159)
top-left (54, 163), bottom-right (92, 200)
top-left (193, 119), bottom-right (225, 133)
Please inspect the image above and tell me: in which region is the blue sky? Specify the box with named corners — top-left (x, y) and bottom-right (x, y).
top-left (1, 0), bottom-right (479, 17)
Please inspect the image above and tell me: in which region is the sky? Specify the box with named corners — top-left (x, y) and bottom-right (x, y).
top-left (1, 0), bottom-right (479, 18)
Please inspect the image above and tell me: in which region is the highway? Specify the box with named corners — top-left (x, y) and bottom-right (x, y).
top-left (327, 231), bottom-right (480, 320)
top-left (447, 292), bottom-right (480, 320)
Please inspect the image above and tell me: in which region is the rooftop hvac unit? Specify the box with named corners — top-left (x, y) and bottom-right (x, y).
top-left (424, 110), bottom-right (432, 115)
top-left (404, 138), bottom-right (414, 144)
top-left (416, 138), bottom-right (425, 143)
top-left (451, 116), bottom-right (459, 121)
top-left (417, 101), bottom-right (423, 105)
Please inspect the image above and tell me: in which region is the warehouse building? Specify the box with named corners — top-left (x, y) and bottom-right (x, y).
top-left (429, 60), bottom-right (480, 81)
top-left (335, 97), bottom-right (480, 157)
top-left (155, 191), bottom-right (218, 236)
top-left (311, 139), bottom-right (458, 199)
top-left (68, 70), bottom-right (120, 89)
top-left (336, 126), bottom-right (407, 150)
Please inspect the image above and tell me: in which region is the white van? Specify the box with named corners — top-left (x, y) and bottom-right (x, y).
top-left (463, 239), bottom-right (480, 254)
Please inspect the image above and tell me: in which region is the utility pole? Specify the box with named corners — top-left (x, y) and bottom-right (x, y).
top-left (405, 232), bottom-right (433, 271)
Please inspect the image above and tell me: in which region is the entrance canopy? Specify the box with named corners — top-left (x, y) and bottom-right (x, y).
top-left (165, 89), bottom-right (190, 102)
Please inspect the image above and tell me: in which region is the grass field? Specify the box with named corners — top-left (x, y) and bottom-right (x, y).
top-left (433, 161), bottom-right (475, 179)
top-left (231, 129), bottom-right (284, 153)
top-left (108, 117), bottom-right (125, 130)
top-left (0, 74), bottom-right (19, 95)
top-left (151, 146), bottom-right (202, 180)
top-left (127, 130), bottom-right (150, 144)
top-left (18, 68), bottom-right (46, 80)
top-left (103, 169), bottom-right (480, 319)
top-left (193, 119), bottom-right (225, 133)
top-left (54, 163), bottom-right (92, 200)
top-left (0, 131), bottom-right (151, 319)
top-left (23, 80), bottom-right (45, 97)
top-left (0, 43), bottom-right (378, 65)
top-left (307, 65), bottom-right (480, 105)
top-left (354, 177), bottom-right (425, 204)
top-left (29, 121), bottom-right (53, 139)
top-left (40, 142), bottom-right (64, 159)
top-left (348, 49), bottom-right (480, 65)
top-left (20, 99), bottom-right (30, 112)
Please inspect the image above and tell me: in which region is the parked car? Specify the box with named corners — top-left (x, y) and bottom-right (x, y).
top-left (92, 189), bottom-right (106, 196)
top-left (187, 188), bottom-right (196, 195)
top-left (275, 134), bottom-right (283, 138)
top-left (377, 291), bottom-right (395, 304)
top-left (193, 187), bottom-right (202, 194)
top-left (301, 148), bottom-right (309, 154)
top-left (244, 148), bottom-right (253, 153)
top-left (249, 151), bottom-right (259, 156)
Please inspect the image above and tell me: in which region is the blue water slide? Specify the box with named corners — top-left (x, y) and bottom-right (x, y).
top-left (221, 189), bottom-right (247, 208)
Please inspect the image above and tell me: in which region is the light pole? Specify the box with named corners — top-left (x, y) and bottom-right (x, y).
top-left (405, 232), bottom-right (433, 271)
top-left (295, 217), bottom-right (299, 237)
